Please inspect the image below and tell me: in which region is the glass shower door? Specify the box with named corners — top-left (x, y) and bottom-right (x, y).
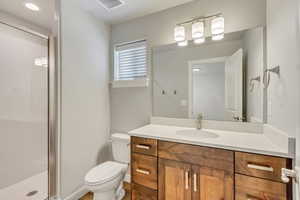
top-left (0, 22), bottom-right (48, 200)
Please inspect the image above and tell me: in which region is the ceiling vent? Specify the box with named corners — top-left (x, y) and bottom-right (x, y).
top-left (98, 0), bottom-right (124, 10)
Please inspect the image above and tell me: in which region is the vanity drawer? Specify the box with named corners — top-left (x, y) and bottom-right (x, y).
top-left (235, 152), bottom-right (289, 182)
top-left (132, 183), bottom-right (158, 200)
top-left (158, 141), bottom-right (234, 173)
top-left (132, 153), bottom-right (158, 190)
top-left (235, 174), bottom-right (288, 200)
top-left (132, 136), bottom-right (157, 156)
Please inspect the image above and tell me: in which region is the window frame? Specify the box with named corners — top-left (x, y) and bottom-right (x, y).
top-left (113, 39), bottom-right (149, 87)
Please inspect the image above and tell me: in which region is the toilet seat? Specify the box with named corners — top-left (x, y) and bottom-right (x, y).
top-left (85, 161), bottom-right (126, 185)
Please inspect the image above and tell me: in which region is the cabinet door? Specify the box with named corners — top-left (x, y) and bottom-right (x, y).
top-left (192, 166), bottom-right (234, 200)
top-left (132, 183), bottom-right (158, 200)
top-left (235, 174), bottom-right (288, 200)
top-left (158, 158), bottom-right (192, 200)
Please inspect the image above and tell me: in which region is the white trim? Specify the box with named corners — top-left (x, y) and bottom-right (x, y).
top-left (113, 39), bottom-right (148, 82)
top-left (0, 18), bottom-right (48, 39)
top-left (111, 78), bottom-right (149, 88)
top-left (188, 57), bottom-right (227, 118)
top-left (63, 185), bottom-right (88, 200)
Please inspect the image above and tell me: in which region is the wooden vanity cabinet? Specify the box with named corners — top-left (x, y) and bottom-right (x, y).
top-left (192, 166), bottom-right (234, 200)
top-left (158, 159), bottom-right (234, 200)
top-left (234, 152), bottom-right (292, 200)
top-left (158, 159), bottom-right (192, 200)
top-left (131, 137), bottom-right (159, 200)
top-left (158, 141), bottom-right (234, 200)
top-left (131, 137), bottom-right (292, 200)
top-left (132, 183), bottom-right (158, 200)
top-left (132, 153), bottom-right (158, 190)
top-left (235, 174), bottom-right (288, 200)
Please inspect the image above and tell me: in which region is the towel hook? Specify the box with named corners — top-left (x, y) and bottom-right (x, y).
top-left (263, 65), bottom-right (280, 88)
top-left (249, 76), bottom-right (261, 92)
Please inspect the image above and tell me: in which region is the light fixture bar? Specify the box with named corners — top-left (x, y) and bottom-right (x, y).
top-left (176, 13), bottom-right (222, 26)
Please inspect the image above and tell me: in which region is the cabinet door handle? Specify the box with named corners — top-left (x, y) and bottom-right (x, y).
top-left (247, 164), bottom-right (274, 172)
top-left (185, 171), bottom-right (189, 190)
top-left (136, 168), bottom-right (150, 175)
top-left (193, 173), bottom-right (197, 192)
top-left (136, 144), bottom-right (150, 150)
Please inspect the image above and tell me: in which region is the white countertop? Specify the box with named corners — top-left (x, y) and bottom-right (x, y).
top-left (129, 124), bottom-right (292, 158)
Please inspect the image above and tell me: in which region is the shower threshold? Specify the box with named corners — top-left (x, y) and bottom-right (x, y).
top-left (0, 171), bottom-right (48, 200)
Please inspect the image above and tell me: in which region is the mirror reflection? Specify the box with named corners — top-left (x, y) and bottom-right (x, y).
top-left (152, 27), bottom-right (266, 122)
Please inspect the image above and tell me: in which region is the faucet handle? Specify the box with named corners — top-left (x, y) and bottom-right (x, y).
top-left (197, 113), bottom-right (203, 120)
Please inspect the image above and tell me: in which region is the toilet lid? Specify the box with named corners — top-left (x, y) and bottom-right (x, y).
top-left (85, 161), bottom-right (125, 185)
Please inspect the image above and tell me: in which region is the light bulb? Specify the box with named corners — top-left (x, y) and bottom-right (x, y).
top-left (174, 26), bottom-right (185, 42)
top-left (194, 37), bottom-right (205, 44)
top-left (192, 21), bottom-right (204, 39)
top-left (211, 16), bottom-right (225, 35)
top-left (177, 40), bottom-right (188, 47)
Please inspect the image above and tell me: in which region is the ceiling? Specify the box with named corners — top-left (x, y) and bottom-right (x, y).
top-left (81, 0), bottom-right (195, 24)
top-left (0, 0), bottom-right (194, 30)
top-left (0, 0), bottom-right (55, 30)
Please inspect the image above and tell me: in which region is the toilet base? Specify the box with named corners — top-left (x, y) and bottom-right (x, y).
top-left (92, 188), bottom-right (125, 200)
top-left (93, 190), bottom-right (115, 200)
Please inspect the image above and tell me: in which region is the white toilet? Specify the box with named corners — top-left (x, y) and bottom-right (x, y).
top-left (85, 133), bottom-right (130, 200)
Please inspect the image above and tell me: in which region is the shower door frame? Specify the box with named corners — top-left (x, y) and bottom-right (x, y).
top-left (0, 17), bottom-right (59, 200)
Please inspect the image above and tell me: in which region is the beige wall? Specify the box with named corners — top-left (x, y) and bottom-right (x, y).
top-left (243, 27), bottom-right (266, 123)
top-left (297, 0), bottom-right (300, 170)
top-left (296, 2), bottom-right (300, 199)
top-left (60, 0), bottom-right (111, 197)
top-left (266, 0), bottom-right (299, 138)
top-left (110, 0), bottom-right (267, 133)
top-left (266, 1), bottom-right (300, 197)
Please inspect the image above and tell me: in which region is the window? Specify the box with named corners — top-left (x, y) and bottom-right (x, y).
top-left (114, 40), bottom-right (147, 82)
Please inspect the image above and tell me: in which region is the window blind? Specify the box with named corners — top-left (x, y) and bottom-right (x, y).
top-left (115, 40), bottom-right (147, 80)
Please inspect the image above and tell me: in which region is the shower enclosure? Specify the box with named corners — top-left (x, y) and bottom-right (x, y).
top-left (0, 22), bottom-right (49, 200)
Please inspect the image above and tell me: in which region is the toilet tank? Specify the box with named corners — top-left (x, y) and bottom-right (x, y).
top-left (111, 133), bottom-right (130, 164)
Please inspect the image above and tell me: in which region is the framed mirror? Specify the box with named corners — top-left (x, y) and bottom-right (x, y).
top-left (152, 27), bottom-right (266, 123)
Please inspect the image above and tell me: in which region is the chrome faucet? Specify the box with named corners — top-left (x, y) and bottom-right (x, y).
top-left (196, 113), bottom-right (203, 130)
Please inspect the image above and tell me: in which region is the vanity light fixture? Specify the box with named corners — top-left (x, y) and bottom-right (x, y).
top-left (192, 21), bottom-right (205, 44)
top-left (174, 13), bottom-right (224, 46)
top-left (192, 21), bottom-right (205, 39)
top-left (211, 16), bottom-right (225, 41)
top-left (174, 26), bottom-right (186, 42)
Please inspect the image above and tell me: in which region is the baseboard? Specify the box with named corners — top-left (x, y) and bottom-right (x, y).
top-left (63, 185), bottom-right (88, 200)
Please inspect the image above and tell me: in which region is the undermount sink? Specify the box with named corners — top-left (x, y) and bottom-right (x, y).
top-left (176, 129), bottom-right (219, 139)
